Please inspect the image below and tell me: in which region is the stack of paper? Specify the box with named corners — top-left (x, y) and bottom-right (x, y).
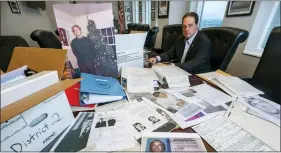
top-left (141, 89), bottom-right (204, 129)
top-left (212, 75), bottom-right (264, 97)
top-left (80, 73), bottom-right (126, 104)
top-left (1, 65), bottom-right (27, 86)
top-left (122, 67), bottom-right (158, 93)
top-left (152, 65), bottom-right (191, 88)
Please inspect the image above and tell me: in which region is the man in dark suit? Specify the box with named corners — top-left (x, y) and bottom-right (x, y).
top-left (95, 118), bottom-right (106, 128)
top-left (148, 12), bottom-right (211, 74)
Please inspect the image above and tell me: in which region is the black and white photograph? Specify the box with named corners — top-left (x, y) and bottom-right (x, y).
top-left (52, 112), bottom-right (94, 152)
top-left (125, 6), bottom-right (131, 12)
top-left (226, 1), bottom-right (255, 17)
top-left (133, 122), bottom-right (146, 132)
top-left (8, 1), bottom-right (21, 14)
top-left (244, 96), bottom-right (280, 119)
top-left (95, 118), bottom-right (106, 128)
top-left (148, 116), bottom-right (160, 124)
top-left (107, 116), bottom-right (116, 126)
top-left (151, 12), bottom-right (155, 21)
top-left (126, 15), bottom-right (132, 21)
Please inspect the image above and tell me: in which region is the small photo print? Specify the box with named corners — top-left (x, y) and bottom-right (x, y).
top-left (148, 116), bottom-right (160, 124)
top-left (145, 138), bottom-right (171, 152)
top-left (133, 122), bottom-right (146, 132)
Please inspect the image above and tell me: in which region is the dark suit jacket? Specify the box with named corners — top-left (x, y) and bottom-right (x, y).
top-left (159, 31), bottom-right (211, 74)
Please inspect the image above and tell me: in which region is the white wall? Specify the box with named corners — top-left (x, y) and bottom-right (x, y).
top-left (224, 1), bottom-right (262, 77)
top-left (154, 1), bottom-right (190, 48)
top-left (1, 1), bottom-right (68, 47)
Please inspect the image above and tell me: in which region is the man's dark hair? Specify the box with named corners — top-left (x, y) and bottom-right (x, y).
top-left (182, 12), bottom-right (199, 24)
top-left (72, 25), bottom-right (81, 32)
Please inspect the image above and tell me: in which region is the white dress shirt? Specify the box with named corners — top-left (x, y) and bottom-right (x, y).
top-left (156, 31), bottom-right (198, 64)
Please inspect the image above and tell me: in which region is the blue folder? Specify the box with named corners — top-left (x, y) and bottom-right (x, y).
top-left (80, 73), bottom-right (126, 96)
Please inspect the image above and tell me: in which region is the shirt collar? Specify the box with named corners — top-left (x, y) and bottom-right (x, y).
top-left (186, 30), bottom-right (198, 45)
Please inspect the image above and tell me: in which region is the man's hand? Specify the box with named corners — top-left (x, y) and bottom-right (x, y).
top-left (148, 57), bottom-right (157, 64)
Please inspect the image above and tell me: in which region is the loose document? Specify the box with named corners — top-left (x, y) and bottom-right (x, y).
top-left (152, 65), bottom-right (191, 88)
top-left (87, 110), bottom-right (135, 151)
top-left (192, 115), bottom-right (275, 151)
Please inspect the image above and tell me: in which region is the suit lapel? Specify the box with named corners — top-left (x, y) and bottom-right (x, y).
top-left (185, 31), bottom-right (200, 61)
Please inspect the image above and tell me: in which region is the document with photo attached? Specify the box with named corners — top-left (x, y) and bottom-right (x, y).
top-left (192, 115), bottom-right (275, 151)
top-left (120, 100), bottom-right (169, 139)
top-left (154, 88), bottom-right (231, 128)
top-left (237, 96), bottom-right (280, 127)
top-left (87, 110), bottom-right (135, 151)
top-left (141, 132), bottom-right (206, 152)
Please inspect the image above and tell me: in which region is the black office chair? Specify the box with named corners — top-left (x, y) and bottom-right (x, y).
top-left (201, 27), bottom-right (249, 71)
top-left (144, 27), bottom-right (159, 50)
top-left (30, 30), bottom-right (62, 49)
top-left (0, 36), bottom-right (29, 72)
top-left (248, 26), bottom-right (281, 104)
top-left (161, 24), bottom-right (182, 53)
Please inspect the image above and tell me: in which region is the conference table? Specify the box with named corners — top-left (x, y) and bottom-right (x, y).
top-left (72, 63), bottom-right (219, 152)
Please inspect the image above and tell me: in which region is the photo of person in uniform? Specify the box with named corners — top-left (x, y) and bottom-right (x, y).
top-left (148, 116), bottom-right (160, 124)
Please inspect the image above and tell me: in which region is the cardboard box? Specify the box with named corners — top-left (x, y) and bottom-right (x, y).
top-left (0, 72), bottom-right (81, 152)
top-left (1, 47), bottom-right (81, 152)
top-left (7, 47), bottom-right (67, 79)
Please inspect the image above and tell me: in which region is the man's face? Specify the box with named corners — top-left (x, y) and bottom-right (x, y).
top-left (251, 99), bottom-right (279, 114)
top-left (182, 16), bottom-right (198, 39)
top-left (73, 27), bottom-right (82, 37)
top-left (150, 117), bottom-right (156, 122)
top-left (136, 124), bottom-right (142, 130)
top-left (151, 141), bottom-right (164, 152)
top-left (100, 118), bottom-right (103, 122)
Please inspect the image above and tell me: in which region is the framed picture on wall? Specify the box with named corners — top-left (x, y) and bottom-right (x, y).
top-left (151, 12), bottom-right (155, 21)
top-left (8, 1), bottom-right (21, 14)
top-left (158, 1), bottom-right (169, 18)
top-left (151, 1), bottom-right (155, 11)
top-left (127, 15), bottom-right (132, 21)
top-left (125, 6), bottom-right (131, 12)
top-left (226, 1), bottom-right (255, 17)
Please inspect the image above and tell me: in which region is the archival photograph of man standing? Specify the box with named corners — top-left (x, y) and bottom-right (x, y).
top-left (53, 3), bottom-right (118, 78)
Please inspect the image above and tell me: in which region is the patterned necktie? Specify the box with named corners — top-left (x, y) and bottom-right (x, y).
top-left (181, 40), bottom-right (190, 63)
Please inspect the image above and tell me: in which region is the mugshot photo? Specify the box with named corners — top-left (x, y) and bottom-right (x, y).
top-left (145, 138), bottom-right (171, 152)
top-left (53, 3), bottom-right (118, 78)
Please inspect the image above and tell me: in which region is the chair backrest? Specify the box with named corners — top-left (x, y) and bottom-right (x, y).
top-left (161, 24), bottom-right (182, 52)
top-left (201, 27), bottom-right (249, 71)
top-left (144, 27), bottom-right (159, 50)
top-left (30, 30), bottom-right (62, 49)
top-left (0, 36), bottom-right (29, 72)
top-left (251, 26), bottom-right (281, 104)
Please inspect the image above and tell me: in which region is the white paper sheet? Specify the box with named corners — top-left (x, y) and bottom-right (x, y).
top-left (237, 96), bottom-right (280, 127)
top-left (81, 93), bottom-right (123, 104)
top-left (87, 110), bottom-right (135, 151)
top-left (141, 132), bottom-right (206, 152)
top-left (152, 65), bottom-right (191, 86)
top-left (166, 76), bottom-right (190, 88)
top-left (115, 33), bottom-right (147, 74)
top-left (191, 84), bottom-right (234, 106)
top-left (192, 115), bottom-right (275, 151)
top-left (1, 65), bottom-right (27, 86)
top-left (215, 75), bottom-right (264, 97)
top-left (71, 105), bottom-right (97, 112)
top-left (127, 76), bottom-right (154, 93)
top-left (122, 67), bottom-right (159, 81)
top-left (94, 100), bottom-right (128, 112)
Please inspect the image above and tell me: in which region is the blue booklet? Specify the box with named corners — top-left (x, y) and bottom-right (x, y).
top-left (80, 73), bottom-right (126, 96)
